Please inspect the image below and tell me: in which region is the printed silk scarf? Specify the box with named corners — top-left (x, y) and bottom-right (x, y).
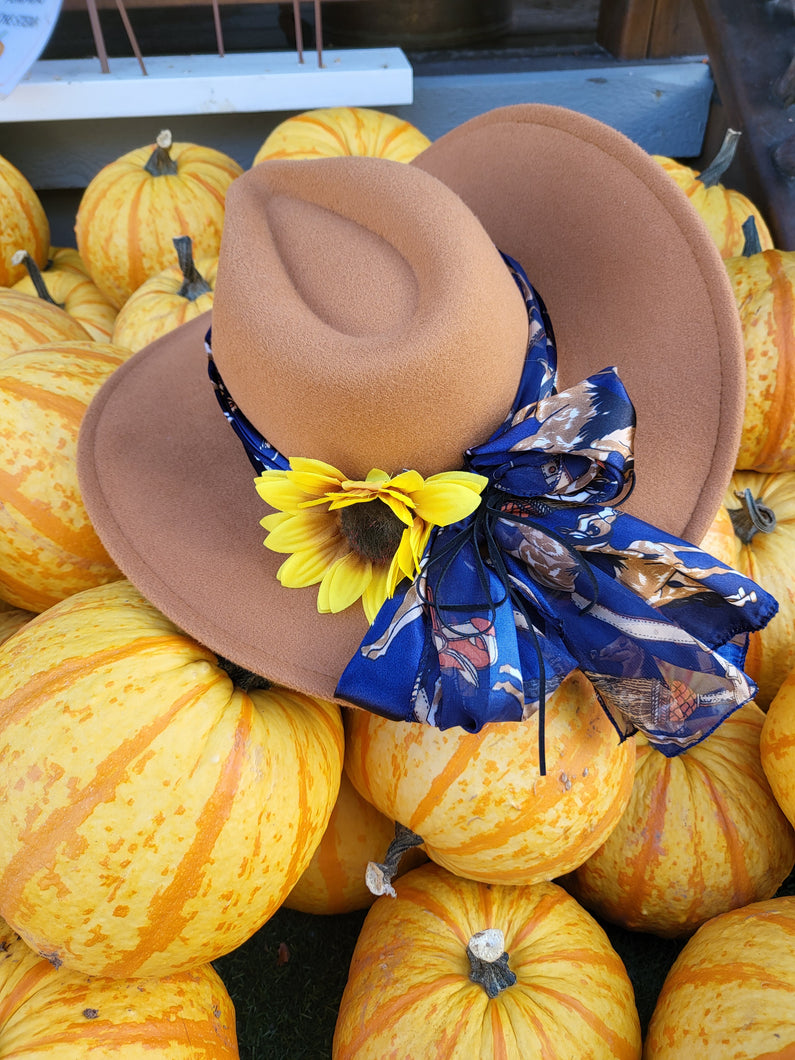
top-left (209, 254), bottom-right (777, 768)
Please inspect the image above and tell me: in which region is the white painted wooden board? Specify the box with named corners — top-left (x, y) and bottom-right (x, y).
top-left (0, 47), bottom-right (413, 122)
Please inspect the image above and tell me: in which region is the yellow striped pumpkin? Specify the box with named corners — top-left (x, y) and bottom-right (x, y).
top-left (761, 666), bottom-right (795, 829)
top-left (653, 129), bottom-right (774, 259)
top-left (0, 153), bottom-right (49, 287)
top-left (566, 703), bottom-right (795, 938)
top-left (0, 578), bottom-right (344, 979)
top-left (111, 236), bottom-right (217, 353)
top-left (0, 289), bottom-right (90, 355)
top-left (343, 669), bottom-right (635, 886)
top-left (13, 248), bottom-right (118, 342)
top-left (75, 130), bottom-right (242, 309)
top-left (284, 770), bottom-right (426, 915)
top-left (718, 470), bottom-right (795, 709)
top-left (332, 861), bottom-right (642, 1059)
top-left (726, 227), bottom-right (795, 473)
top-left (253, 106), bottom-right (431, 166)
top-left (644, 895), bottom-right (795, 1058)
top-left (0, 340), bottom-right (126, 611)
top-left (0, 917), bottom-right (239, 1058)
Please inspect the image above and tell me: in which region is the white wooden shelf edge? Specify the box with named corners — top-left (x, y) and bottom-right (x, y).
top-left (0, 47), bottom-right (413, 122)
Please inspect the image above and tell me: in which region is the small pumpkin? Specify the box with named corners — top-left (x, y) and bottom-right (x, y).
top-left (332, 861), bottom-right (642, 1059)
top-left (653, 129), bottom-right (774, 258)
top-left (0, 152), bottom-right (49, 286)
top-left (0, 289), bottom-right (91, 355)
top-left (75, 130), bottom-right (242, 309)
top-left (644, 895), bottom-right (795, 1058)
top-left (760, 665), bottom-right (795, 829)
top-left (0, 340), bottom-right (126, 611)
top-left (111, 235), bottom-right (217, 352)
top-left (0, 578), bottom-right (344, 979)
top-left (717, 470), bottom-right (795, 708)
top-left (0, 917), bottom-right (239, 1058)
top-left (12, 248), bottom-right (118, 342)
top-left (343, 669), bottom-right (635, 886)
top-left (566, 703), bottom-right (795, 938)
top-left (284, 770), bottom-right (426, 915)
top-left (253, 106), bottom-right (431, 166)
top-left (725, 217), bottom-right (795, 473)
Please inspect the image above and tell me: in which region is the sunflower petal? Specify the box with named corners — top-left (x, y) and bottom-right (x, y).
top-left (263, 510), bottom-right (340, 553)
top-left (255, 475), bottom-right (314, 513)
top-left (318, 551), bottom-right (372, 613)
top-left (277, 538), bottom-right (345, 587)
top-left (288, 457), bottom-right (345, 479)
top-left (388, 469), bottom-right (424, 493)
top-left (412, 478), bottom-right (486, 524)
top-left (362, 564), bottom-right (391, 623)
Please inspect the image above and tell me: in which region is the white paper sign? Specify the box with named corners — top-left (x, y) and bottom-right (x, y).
top-left (0, 0), bottom-right (63, 99)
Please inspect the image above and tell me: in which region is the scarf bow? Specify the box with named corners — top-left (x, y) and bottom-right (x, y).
top-left (335, 255), bottom-right (777, 767)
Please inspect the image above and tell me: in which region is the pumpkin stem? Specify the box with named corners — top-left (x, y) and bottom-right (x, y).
top-left (466, 929), bottom-right (517, 998)
top-left (144, 129), bottom-right (178, 176)
top-left (698, 128), bottom-right (742, 188)
top-left (365, 822), bottom-right (424, 899)
top-left (11, 250), bottom-right (62, 308)
top-left (216, 654), bottom-right (271, 692)
top-left (729, 488), bottom-right (777, 544)
top-left (741, 215), bottom-right (763, 257)
top-left (173, 236), bottom-right (213, 300)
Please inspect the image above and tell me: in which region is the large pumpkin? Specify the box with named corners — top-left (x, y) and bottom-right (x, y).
top-left (0, 289), bottom-right (90, 355)
top-left (653, 129), bottom-right (774, 259)
top-left (253, 106), bottom-right (431, 166)
top-left (0, 579), bottom-right (344, 979)
top-left (13, 248), bottom-right (118, 343)
top-left (644, 895), bottom-right (795, 1058)
top-left (111, 236), bottom-right (217, 353)
top-left (0, 153), bottom-right (49, 286)
top-left (760, 665), bottom-right (795, 829)
top-left (333, 861), bottom-right (641, 1059)
top-left (0, 918), bottom-right (239, 1058)
top-left (75, 130), bottom-right (242, 309)
top-left (0, 340), bottom-right (126, 611)
top-left (725, 221), bottom-right (795, 473)
top-left (343, 669), bottom-right (635, 886)
top-left (565, 702), bottom-right (795, 937)
top-left (718, 469), bottom-right (795, 708)
top-left (284, 770), bottom-right (426, 915)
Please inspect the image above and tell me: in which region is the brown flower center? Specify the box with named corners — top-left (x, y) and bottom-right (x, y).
top-left (338, 501), bottom-right (406, 566)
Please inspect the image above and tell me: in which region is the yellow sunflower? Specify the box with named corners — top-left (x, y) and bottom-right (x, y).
top-left (255, 458), bottom-right (487, 622)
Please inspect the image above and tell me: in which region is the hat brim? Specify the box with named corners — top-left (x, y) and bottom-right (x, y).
top-left (78, 104), bottom-right (744, 702)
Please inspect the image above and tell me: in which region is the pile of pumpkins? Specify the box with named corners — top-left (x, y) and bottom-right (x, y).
top-left (1, 107), bottom-right (795, 1058)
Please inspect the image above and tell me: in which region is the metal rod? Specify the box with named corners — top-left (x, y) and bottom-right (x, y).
top-left (115, 0), bottom-right (148, 76)
top-left (84, 0), bottom-right (110, 73)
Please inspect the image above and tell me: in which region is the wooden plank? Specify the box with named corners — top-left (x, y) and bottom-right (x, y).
top-left (598, 0), bottom-right (705, 58)
top-left (0, 47), bottom-right (412, 122)
top-left (692, 0), bottom-right (795, 249)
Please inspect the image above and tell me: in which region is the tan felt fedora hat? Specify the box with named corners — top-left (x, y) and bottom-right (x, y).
top-left (78, 104), bottom-right (745, 704)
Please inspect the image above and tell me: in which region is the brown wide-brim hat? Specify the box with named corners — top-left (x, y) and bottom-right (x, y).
top-left (78, 104), bottom-right (744, 704)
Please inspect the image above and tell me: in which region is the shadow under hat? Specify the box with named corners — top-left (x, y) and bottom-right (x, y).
top-left (77, 104), bottom-right (745, 704)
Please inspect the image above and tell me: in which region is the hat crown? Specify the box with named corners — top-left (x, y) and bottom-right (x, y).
top-left (212, 156), bottom-right (529, 479)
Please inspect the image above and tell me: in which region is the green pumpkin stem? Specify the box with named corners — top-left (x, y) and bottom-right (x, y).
top-left (216, 654), bottom-right (271, 692)
top-left (699, 128), bottom-right (742, 188)
top-left (144, 129), bottom-right (179, 177)
top-left (741, 215), bottom-right (763, 257)
top-left (365, 822), bottom-right (424, 898)
top-left (466, 929), bottom-right (517, 998)
top-left (11, 250), bottom-right (63, 308)
top-left (173, 236), bottom-right (213, 300)
top-left (729, 488), bottom-right (776, 544)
